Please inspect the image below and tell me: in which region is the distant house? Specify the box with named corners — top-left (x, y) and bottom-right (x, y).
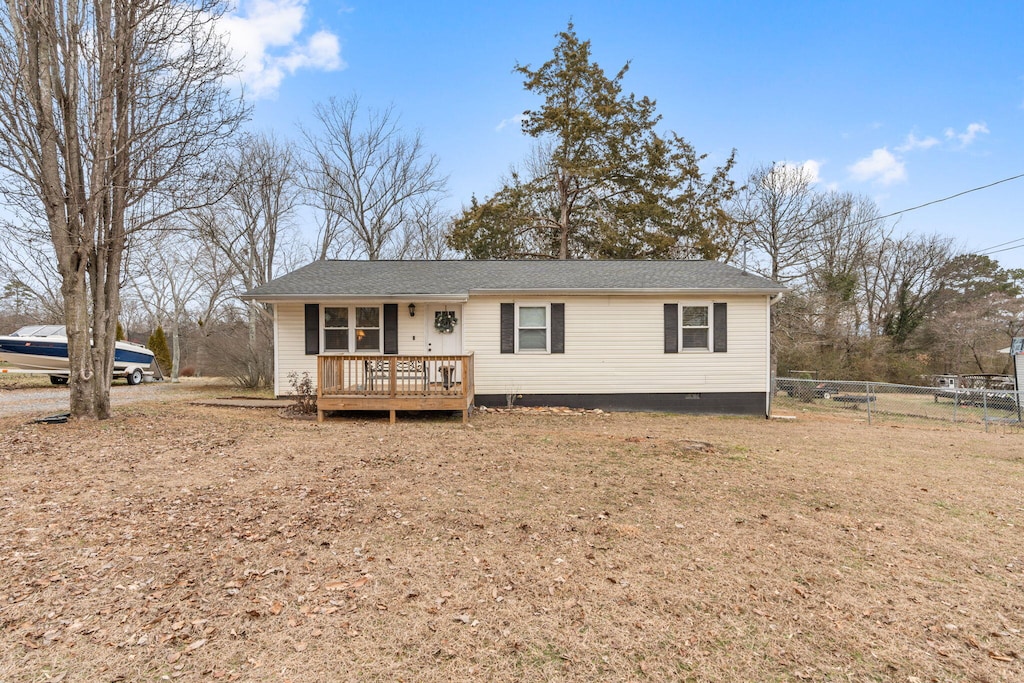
top-left (243, 260), bottom-right (785, 421)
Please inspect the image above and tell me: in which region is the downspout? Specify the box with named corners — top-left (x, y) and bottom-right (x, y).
top-left (766, 292), bottom-right (784, 418)
top-left (272, 303), bottom-right (280, 398)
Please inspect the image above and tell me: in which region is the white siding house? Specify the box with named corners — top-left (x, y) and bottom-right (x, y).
top-left (244, 260), bottom-right (784, 418)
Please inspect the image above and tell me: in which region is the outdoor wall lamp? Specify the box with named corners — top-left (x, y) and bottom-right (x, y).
top-left (408, 303), bottom-right (416, 317)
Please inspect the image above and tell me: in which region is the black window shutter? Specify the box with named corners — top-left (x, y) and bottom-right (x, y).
top-left (304, 304), bottom-right (319, 356)
top-left (551, 303), bottom-right (565, 353)
top-left (664, 304), bottom-right (678, 353)
top-left (500, 303), bottom-right (514, 354)
top-left (383, 304), bottom-right (398, 354)
top-left (713, 302), bottom-right (728, 353)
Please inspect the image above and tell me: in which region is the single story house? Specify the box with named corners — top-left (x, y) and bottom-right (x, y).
top-left (243, 260), bottom-right (785, 421)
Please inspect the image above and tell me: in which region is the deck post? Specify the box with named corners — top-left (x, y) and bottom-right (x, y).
top-left (389, 409), bottom-right (396, 424)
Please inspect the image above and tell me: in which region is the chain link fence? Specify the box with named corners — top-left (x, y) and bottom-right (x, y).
top-left (772, 377), bottom-right (1023, 432)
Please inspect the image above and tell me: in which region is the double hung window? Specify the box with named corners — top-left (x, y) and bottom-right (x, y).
top-left (681, 306), bottom-right (709, 350)
top-left (323, 307), bottom-right (349, 351)
top-left (354, 307), bottom-right (380, 351)
top-left (517, 305), bottom-right (548, 352)
top-left (322, 306), bottom-right (381, 352)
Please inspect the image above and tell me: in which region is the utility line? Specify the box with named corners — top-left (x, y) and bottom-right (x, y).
top-left (872, 172), bottom-right (1024, 224)
top-left (977, 235), bottom-right (1024, 255)
top-left (980, 242), bottom-right (1024, 256)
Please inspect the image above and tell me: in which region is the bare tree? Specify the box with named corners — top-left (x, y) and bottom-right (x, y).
top-left (868, 233), bottom-right (955, 348)
top-left (735, 163), bottom-right (824, 283)
top-left (197, 132), bottom-right (302, 314)
top-left (807, 192), bottom-right (886, 340)
top-left (0, 226), bottom-right (64, 320)
top-left (127, 227), bottom-right (236, 381)
top-left (0, 1), bottom-right (245, 419)
top-left (194, 132), bottom-right (302, 386)
top-left (302, 95), bottom-right (448, 260)
top-left (398, 197), bottom-right (455, 260)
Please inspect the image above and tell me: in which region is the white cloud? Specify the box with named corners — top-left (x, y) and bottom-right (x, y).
top-left (957, 122), bottom-right (989, 146)
top-left (848, 147), bottom-right (906, 185)
top-left (896, 133), bottom-right (940, 152)
top-left (220, 0), bottom-right (344, 99)
top-left (943, 122), bottom-right (989, 147)
top-left (770, 159), bottom-right (823, 185)
top-left (495, 113), bottom-right (528, 132)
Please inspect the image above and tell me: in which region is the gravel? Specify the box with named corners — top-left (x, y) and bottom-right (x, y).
top-left (0, 381), bottom-right (204, 419)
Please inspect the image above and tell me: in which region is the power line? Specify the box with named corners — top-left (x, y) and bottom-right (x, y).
top-left (872, 172), bottom-right (1024, 224)
top-left (977, 235), bottom-right (1024, 255)
top-left (980, 242), bottom-right (1024, 256)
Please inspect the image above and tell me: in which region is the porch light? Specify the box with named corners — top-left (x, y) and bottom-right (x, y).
top-left (408, 303), bottom-right (416, 317)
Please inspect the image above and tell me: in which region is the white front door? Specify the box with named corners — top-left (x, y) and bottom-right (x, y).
top-left (424, 304), bottom-right (463, 385)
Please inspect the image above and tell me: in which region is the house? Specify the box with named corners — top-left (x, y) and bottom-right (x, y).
top-left (243, 260), bottom-right (785, 422)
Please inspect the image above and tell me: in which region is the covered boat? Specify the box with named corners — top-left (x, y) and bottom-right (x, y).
top-left (0, 324), bottom-right (158, 385)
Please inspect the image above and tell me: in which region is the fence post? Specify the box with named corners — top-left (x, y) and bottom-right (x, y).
top-left (983, 391), bottom-right (988, 433)
top-left (952, 387), bottom-right (958, 423)
top-left (866, 382), bottom-right (872, 425)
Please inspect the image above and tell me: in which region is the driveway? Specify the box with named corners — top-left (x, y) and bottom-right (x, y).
top-left (0, 381), bottom-right (212, 419)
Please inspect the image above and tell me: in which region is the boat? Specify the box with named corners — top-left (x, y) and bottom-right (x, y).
top-left (0, 324), bottom-right (157, 385)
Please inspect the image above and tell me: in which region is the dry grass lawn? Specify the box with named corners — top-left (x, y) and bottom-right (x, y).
top-left (1, 390), bottom-right (1022, 682)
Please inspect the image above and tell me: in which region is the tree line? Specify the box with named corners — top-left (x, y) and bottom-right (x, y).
top-left (0, 11), bottom-right (1019, 419)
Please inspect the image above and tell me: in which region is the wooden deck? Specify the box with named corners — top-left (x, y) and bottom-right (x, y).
top-left (316, 354), bottom-right (474, 423)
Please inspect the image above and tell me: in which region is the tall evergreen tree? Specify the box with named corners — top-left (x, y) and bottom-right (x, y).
top-left (448, 23), bottom-right (737, 260)
top-left (148, 326), bottom-right (172, 377)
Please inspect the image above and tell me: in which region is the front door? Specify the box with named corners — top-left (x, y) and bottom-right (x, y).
top-left (425, 304), bottom-right (463, 386)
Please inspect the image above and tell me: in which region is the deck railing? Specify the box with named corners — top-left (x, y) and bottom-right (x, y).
top-left (316, 354), bottom-right (475, 422)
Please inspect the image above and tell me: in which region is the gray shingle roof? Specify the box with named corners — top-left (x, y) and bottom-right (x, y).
top-left (244, 260), bottom-right (785, 300)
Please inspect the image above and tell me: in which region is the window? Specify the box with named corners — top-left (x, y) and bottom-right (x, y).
top-left (355, 306), bottom-right (380, 351)
top-left (323, 307), bottom-right (349, 351)
top-left (322, 305), bottom-right (381, 353)
top-left (517, 305), bottom-right (548, 351)
top-left (681, 305), bottom-right (709, 349)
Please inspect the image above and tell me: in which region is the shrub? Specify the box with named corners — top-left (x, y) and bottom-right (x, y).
top-left (287, 372), bottom-right (317, 414)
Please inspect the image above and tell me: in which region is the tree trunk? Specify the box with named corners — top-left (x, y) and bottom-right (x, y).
top-left (171, 320), bottom-right (181, 382)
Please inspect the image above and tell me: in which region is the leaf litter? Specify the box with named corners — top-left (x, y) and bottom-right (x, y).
top-left (0, 402), bottom-right (1021, 681)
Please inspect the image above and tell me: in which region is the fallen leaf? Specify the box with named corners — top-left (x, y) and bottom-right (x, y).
top-left (294, 641), bottom-right (307, 652)
top-left (325, 581), bottom-right (349, 591)
top-left (988, 650), bottom-right (1014, 662)
top-left (270, 601), bottom-right (284, 615)
top-left (167, 652), bottom-right (181, 664)
top-left (186, 638), bottom-right (207, 652)
top-left (352, 577), bottom-right (369, 589)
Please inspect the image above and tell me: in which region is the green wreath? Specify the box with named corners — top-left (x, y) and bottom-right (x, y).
top-left (434, 310), bottom-right (458, 334)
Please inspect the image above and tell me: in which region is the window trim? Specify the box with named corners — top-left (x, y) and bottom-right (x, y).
top-left (322, 305), bottom-right (350, 353)
top-left (321, 304), bottom-right (383, 354)
top-left (515, 303), bottom-right (551, 354)
top-left (679, 302), bottom-right (713, 352)
top-left (354, 305), bottom-right (382, 352)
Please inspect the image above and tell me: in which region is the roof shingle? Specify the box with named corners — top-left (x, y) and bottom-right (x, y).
top-left (244, 260), bottom-right (785, 299)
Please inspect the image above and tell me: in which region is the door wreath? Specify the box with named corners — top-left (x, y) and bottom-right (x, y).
top-left (434, 310), bottom-right (458, 334)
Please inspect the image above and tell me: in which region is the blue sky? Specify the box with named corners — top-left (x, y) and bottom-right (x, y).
top-left (221, 0), bottom-right (1024, 269)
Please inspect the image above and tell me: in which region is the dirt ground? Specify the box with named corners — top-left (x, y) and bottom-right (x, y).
top-left (1, 388), bottom-right (1022, 682)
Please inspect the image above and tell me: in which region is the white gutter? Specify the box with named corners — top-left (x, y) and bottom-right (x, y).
top-left (243, 294), bottom-right (470, 304)
top-left (468, 287), bottom-right (787, 296)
